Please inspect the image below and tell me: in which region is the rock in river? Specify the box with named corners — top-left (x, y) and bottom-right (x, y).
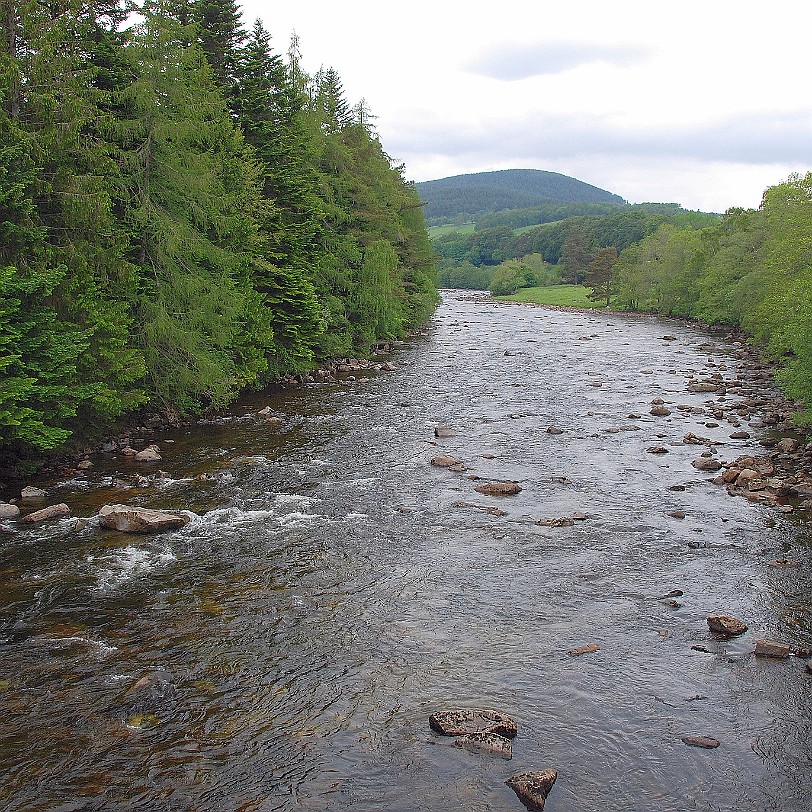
top-left (754, 638), bottom-right (791, 659)
top-left (474, 482), bottom-right (522, 496)
top-left (0, 503), bottom-right (20, 520)
top-left (134, 444), bottom-right (162, 462)
top-left (682, 735), bottom-right (720, 749)
top-left (506, 769), bottom-right (558, 811)
top-left (429, 708), bottom-right (518, 738)
top-left (707, 614), bottom-right (748, 637)
top-left (99, 504), bottom-right (190, 534)
top-left (431, 455), bottom-right (463, 468)
top-left (454, 732), bottom-right (513, 759)
top-left (21, 504), bottom-right (70, 524)
top-left (692, 457), bottom-right (722, 472)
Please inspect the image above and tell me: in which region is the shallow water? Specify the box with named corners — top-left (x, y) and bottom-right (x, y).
top-left (1, 292), bottom-right (810, 811)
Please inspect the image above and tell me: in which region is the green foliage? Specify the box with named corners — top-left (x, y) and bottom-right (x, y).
top-left (489, 254), bottom-right (552, 296)
top-left (116, 9), bottom-right (272, 411)
top-left (476, 202), bottom-right (623, 231)
top-left (0, 0), bottom-right (437, 470)
top-left (437, 261), bottom-right (495, 290)
top-left (583, 247), bottom-right (618, 306)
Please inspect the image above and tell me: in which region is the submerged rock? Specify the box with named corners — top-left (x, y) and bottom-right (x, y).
top-left (568, 643), bottom-right (600, 657)
top-left (506, 769), bottom-right (558, 811)
top-left (454, 731), bottom-right (513, 759)
top-left (682, 735), bottom-right (720, 749)
top-left (429, 708), bottom-right (517, 738)
top-left (99, 504), bottom-right (190, 534)
top-left (536, 516), bottom-right (574, 527)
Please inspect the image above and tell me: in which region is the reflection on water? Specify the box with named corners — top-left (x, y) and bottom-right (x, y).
top-left (1, 293), bottom-right (810, 811)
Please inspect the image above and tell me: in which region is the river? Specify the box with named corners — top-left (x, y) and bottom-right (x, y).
top-left (1, 291), bottom-right (810, 812)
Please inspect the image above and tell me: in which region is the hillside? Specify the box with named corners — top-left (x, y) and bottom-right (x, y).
top-left (416, 168), bottom-right (626, 223)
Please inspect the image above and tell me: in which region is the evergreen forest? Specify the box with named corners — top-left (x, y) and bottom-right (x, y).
top-left (0, 0), bottom-right (437, 472)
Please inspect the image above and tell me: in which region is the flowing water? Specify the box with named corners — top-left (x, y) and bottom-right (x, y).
top-left (1, 292), bottom-right (810, 812)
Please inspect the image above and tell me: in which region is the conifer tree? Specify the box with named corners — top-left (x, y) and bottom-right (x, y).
top-left (235, 19), bottom-right (323, 374)
top-left (116, 3), bottom-right (272, 411)
top-left (193, 0), bottom-right (246, 104)
top-left (2, 0), bottom-right (146, 445)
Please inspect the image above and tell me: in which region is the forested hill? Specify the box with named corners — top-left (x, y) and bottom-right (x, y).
top-left (417, 169), bottom-right (626, 223)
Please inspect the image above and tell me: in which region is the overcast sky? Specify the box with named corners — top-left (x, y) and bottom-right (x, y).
top-left (238, 0), bottom-right (812, 213)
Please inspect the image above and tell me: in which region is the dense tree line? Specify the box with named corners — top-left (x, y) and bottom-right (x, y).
top-left (435, 206), bottom-right (719, 288)
top-left (612, 173), bottom-right (812, 420)
top-left (0, 0), bottom-right (436, 468)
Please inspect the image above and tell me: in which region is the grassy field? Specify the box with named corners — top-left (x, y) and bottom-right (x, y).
top-left (428, 223), bottom-right (476, 238)
top-left (496, 284), bottom-right (610, 309)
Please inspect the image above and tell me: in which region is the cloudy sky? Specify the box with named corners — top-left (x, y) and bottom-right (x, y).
top-left (239, 0), bottom-right (812, 213)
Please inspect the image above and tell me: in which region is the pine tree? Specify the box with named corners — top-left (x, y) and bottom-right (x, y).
top-left (193, 0), bottom-right (246, 104)
top-left (116, 4), bottom-right (272, 411)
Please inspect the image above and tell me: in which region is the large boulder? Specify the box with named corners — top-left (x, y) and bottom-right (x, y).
top-left (98, 504), bottom-right (190, 534)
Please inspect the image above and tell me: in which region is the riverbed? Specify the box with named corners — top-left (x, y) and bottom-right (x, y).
top-left (1, 291), bottom-right (810, 811)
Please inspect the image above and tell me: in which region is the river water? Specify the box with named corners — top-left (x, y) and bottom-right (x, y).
top-left (1, 292), bottom-right (810, 812)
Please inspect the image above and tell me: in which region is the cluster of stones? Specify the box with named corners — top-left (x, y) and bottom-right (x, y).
top-left (429, 709), bottom-right (557, 810)
top-left (1, 483), bottom-right (190, 534)
top-left (429, 429), bottom-right (523, 501)
top-left (705, 613), bottom-right (811, 669)
top-left (715, 440), bottom-right (812, 512)
top-left (276, 344), bottom-right (398, 388)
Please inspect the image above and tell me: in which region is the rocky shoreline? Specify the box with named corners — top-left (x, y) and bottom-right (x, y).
top-left (487, 295), bottom-right (812, 521)
top-left (0, 342), bottom-right (403, 500)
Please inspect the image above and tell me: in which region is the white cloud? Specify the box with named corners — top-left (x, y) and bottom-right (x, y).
top-left (238, 0), bottom-right (812, 212)
top-left (466, 41), bottom-right (652, 80)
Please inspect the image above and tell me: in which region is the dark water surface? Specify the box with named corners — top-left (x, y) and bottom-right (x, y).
top-left (1, 292), bottom-right (811, 811)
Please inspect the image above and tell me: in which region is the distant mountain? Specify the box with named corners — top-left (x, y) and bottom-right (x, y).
top-left (416, 169), bottom-right (625, 223)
